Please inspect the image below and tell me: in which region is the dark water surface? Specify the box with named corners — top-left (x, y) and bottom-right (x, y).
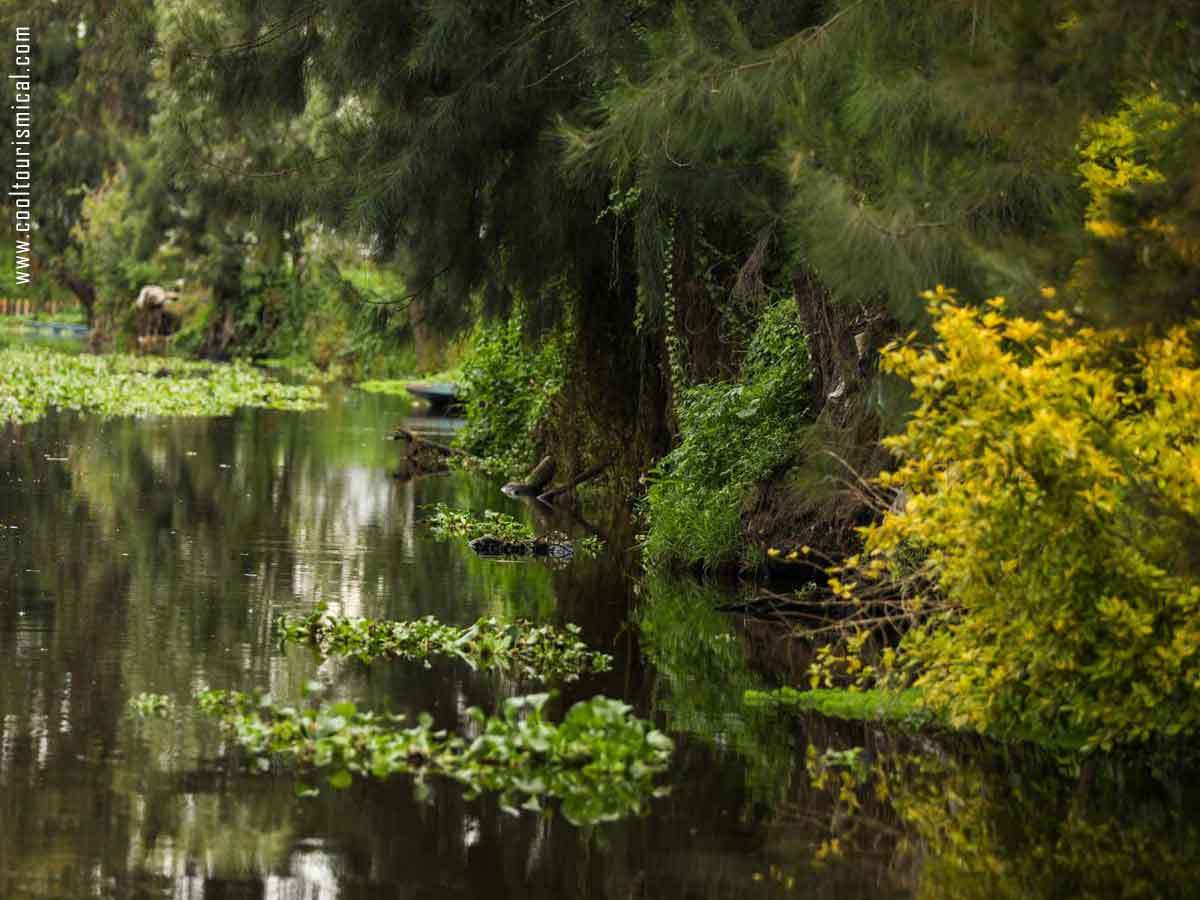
top-left (1, 384), bottom-right (1198, 899)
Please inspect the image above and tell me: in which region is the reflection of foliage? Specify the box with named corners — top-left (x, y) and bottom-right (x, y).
top-left (803, 738), bottom-right (1200, 899)
top-left (824, 293), bottom-right (1200, 749)
top-left (635, 574), bottom-right (798, 801)
top-left (279, 607), bottom-right (611, 683)
top-left (127, 692), bottom-right (174, 718)
top-left (0, 345), bottom-right (323, 425)
top-left (197, 690), bottom-right (672, 826)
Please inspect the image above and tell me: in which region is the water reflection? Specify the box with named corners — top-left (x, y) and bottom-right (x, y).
top-left (0, 384), bottom-right (1197, 898)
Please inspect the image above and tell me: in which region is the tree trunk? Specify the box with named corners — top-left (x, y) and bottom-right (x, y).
top-left (55, 266), bottom-right (96, 323)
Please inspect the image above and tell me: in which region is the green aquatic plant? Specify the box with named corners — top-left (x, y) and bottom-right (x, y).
top-left (0, 346), bottom-right (323, 425)
top-left (278, 607), bottom-right (611, 683)
top-left (354, 379), bottom-right (415, 397)
top-left (196, 690), bottom-right (673, 825)
top-left (127, 692), bottom-right (174, 718)
top-left (424, 504), bottom-right (532, 543)
top-left (355, 369), bottom-right (463, 398)
top-left (423, 504), bottom-right (604, 557)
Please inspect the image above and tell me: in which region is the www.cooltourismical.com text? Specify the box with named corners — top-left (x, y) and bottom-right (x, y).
top-left (10, 25), bottom-right (33, 287)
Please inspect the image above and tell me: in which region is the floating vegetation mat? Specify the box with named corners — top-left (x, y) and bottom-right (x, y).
top-left (197, 690), bottom-right (673, 825)
top-left (278, 608), bottom-right (612, 682)
top-left (0, 346), bottom-right (323, 425)
top-left (425, 503), bottom-right (533, 542)
top-left (424, 504), bottom-right (604, 556)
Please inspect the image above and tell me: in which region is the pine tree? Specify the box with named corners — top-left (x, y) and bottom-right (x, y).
top-left (0, 0), bottom-right (155, 313)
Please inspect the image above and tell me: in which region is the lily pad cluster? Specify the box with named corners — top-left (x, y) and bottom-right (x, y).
top-left (0, 346), bottom-right (323, 425)
top-left (197, 689), bottom-right (673, 825)
top-left (278, 607), bottom-right (612, 683)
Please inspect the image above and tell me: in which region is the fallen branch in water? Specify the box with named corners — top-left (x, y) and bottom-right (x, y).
top-left (538, 460), bottom-right (611, 505)
top-left (503, 455), bottom-right (557, 496)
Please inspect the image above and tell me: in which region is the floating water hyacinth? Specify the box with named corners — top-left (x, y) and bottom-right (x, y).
top-left (278, 607), bottom-right (612, 682)
top-left (197, 690), bottom-right (673, 825)
top-left (0, 346), bottom-right (323, 425)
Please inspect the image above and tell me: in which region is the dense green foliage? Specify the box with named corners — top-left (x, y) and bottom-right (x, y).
top-left (453, 309), bottom-right (569, 477)
top-left (197, 689), bottom-right (673, 824)
top-left (0, 345), bottom-right (322, 425)
top-left (641, 297), bottom-right (810, 568)
top-left (278, 608), bottom-right (611, 682)
top-left (0, 0), bottom-right (154, 310)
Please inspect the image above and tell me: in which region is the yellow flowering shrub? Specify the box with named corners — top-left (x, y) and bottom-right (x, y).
top-left (859, 288), bottom-right (1200, 749)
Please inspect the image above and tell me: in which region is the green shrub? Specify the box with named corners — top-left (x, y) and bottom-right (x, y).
top-left (454, 306), bottom-right (568, 477)
top-left (839, 291), bottom-right (1200, 750)
top-left (641, 296), bottom-right (811, 568)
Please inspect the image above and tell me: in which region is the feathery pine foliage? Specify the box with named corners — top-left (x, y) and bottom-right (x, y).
top-left (568, 0), bottom-right (1200, 328)
top-left (156, 0), bottom-right (623, 329)
top-left (824, 290), bottom-right (1200, 750)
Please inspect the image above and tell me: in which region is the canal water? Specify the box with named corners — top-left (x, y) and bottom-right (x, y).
top-left (1, 382), bottom-right (1197, 898)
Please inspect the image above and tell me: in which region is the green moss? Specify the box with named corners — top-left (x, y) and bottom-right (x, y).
top-left (745, 687), bottom-right (930, 725)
